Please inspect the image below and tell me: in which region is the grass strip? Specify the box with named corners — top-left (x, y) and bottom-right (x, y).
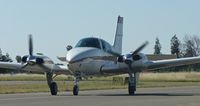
top-left (0, 72), bottom-right (200, 94)
top-left (0, 81), bottom-right (200, 94)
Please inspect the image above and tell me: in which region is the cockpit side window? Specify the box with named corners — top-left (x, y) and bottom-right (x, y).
top-left (101, 40), bottom-right (112, 52)
top-left (75, 38), bottom-right (101, 49)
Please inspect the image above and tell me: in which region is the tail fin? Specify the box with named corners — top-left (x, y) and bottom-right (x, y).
top-left (113, 16), bottom-right (123, 54)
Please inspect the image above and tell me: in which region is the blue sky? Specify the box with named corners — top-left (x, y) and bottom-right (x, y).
top-left (0, 0), bottom-right (200, 62)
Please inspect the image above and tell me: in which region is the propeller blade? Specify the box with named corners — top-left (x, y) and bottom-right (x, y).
top-left (132, 41), bottom-right (149, 56)
top-left (29, 34), bottom-right (33, 56)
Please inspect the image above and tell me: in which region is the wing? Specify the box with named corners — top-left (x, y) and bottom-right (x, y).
top-left (22, 63), bottom-right (73, 75)
top-left (0, 62), bottom-right (23, 72)
top-left (145, 56), bottom-right (200, 70)
top-left (52, 64), bottom-right (73, 75)
top-left (57, 56), bottom-right (66, 62)
top-left (0, 61), bottom-right (73, 75)
top-left (83, 56), bottom-right (200, 75)
top-left (100, 62), bottom-right (129, 74)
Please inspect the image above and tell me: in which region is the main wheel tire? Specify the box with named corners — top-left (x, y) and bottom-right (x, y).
top-left (73, 85), bottom-right (79, 96)
top-left (50, 82), bottom-right (58, 95)
top-left (128, 83), bottom-right (136, 95)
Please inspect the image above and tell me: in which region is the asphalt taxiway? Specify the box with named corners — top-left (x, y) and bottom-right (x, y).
top-left (1, 86), bottom-right (200, 106)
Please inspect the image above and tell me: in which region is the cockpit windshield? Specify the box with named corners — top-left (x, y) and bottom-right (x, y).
top-left (75, 38), bottom-right (101, 49)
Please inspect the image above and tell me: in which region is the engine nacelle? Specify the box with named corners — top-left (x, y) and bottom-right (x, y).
top-left (117, 53), bottom-right (148, 64)
top-left (117, 55), bottom-right (124, 62)
top-left (132, 54), bottom-right (142, 61)
top-left (22, 56), bottom-right (28, 63)
top-left (132, 53), bottom-right (148, 62)
top-left (36, 58), bottom-right (44, 64)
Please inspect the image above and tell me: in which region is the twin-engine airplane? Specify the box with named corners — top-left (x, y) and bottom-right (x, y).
top-left (1, 16), bottom-right (200, 96)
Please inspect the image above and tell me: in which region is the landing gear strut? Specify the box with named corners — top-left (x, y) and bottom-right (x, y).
top-left (128, 73), bottom-right (137, 95)
top-left (73, 74), bottom-right (81, 95)
top-left (46, 72), bottom-right (58, 95)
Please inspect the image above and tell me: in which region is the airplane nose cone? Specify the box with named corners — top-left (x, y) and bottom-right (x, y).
top-left (66, 53), bottom-right (81, 63)
top-left (66, 47), bottom-right (99, 63)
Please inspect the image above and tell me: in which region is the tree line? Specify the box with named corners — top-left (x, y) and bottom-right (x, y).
top-left (154, 34), bottom-right (200, 72)
top-left (0, 48), bottom-right (12, 62)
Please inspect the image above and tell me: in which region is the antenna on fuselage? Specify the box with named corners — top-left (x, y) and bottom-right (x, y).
top-left (66, 45), bottom-right (73, 51)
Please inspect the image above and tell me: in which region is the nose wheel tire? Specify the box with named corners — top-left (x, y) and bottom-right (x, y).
top-left (50, 82), bottom-right (58, 95)
top-left (73, 85), bottom-right (79, 95)
top-left (128, 83), bottom-right (136, 95)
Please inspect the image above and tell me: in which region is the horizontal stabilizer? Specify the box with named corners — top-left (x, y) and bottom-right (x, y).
top-left (57, 56), bottom-right (66, 62)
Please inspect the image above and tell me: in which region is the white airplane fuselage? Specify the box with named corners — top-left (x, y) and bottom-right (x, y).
top-left (67, 47), bottom-right (111, 75)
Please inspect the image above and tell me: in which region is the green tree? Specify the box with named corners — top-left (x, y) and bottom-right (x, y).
top-left (5, 53), bottom-right (12, 62)
top-left (180, 35), bottom-right (200, 72)
top-left (182, 35), bottom-right (200, 57)
top-left (154, 37), bottom-right (162, 54)
top-left (170, 35), bottom-right (181, 58)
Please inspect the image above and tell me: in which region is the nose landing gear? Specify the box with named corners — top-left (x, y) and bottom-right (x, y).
top-left (73, 85), bottom-right (79, 95)
top-left (73, 73), bottom-right (81, 95)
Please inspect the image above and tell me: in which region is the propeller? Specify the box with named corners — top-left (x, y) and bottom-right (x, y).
top-left (29, 34), bottom-right (33, 56)
top-left (128, 41), bottom-right (149, 70)
top-left (21, 35), bottom-right (44, 65)
top-left (131, 41), bottom-right (149, 56)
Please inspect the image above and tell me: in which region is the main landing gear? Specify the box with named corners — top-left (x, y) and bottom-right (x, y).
top-left (128, 73), bottom-right (137, 95)
top-left (46, 72), bottom-right (58, 95)
top-left (46, 72), bottom-right (81, 96)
